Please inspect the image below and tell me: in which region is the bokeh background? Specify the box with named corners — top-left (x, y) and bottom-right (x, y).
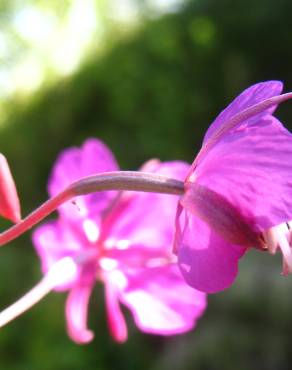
top-left (0, 0), bottom-right (292, 369)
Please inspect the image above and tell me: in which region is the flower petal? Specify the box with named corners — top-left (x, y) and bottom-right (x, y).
top-left (65, 282), bottom-right (94, 344)
top-left (119, 264), bottom-right (206, 334)
top-left (104, 161), bottom-right (189, 252)
top-left (194, 114), bottom-right (292, 232)
top-left (48, 139), bottom-right (119, 222)
top-left (203, 80), bottom-right (283, 144)
top-left (32, 221), bottom-right (87, 290)
top-left (176, 209), bottom-right (245, 293)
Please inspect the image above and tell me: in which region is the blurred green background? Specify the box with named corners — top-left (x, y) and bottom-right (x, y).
top-left (0, 0), bottom-right (292, 369)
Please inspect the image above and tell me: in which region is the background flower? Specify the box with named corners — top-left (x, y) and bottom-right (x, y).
top-left (33, 138), bottom-right (207, 343)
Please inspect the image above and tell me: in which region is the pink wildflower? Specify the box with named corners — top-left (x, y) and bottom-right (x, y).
top-left (0, 139), bottom-right (206, 343)
top-left (175, 81), bottom-right (292, 293)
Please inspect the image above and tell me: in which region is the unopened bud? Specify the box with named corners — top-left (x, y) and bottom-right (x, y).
top-left (0, 154), bottom-right (21, 223)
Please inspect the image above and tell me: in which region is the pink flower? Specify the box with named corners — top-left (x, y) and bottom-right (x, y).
top-left (175, 81), bottom-right (292, 293)
top-left (17, 139), bottom-right (206, 344)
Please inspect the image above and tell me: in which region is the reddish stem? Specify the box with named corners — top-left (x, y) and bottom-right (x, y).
top-left (0, 171), bottom-right (184, 246)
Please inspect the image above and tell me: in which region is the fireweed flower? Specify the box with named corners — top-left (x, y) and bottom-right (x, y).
top-left (0, 139), bottom-right (206, 343)
top-left (175, 81), bottom-right (292, 293)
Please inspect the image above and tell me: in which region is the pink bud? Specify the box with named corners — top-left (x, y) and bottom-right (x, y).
top-left (0, 154), bottom-right (21, 223)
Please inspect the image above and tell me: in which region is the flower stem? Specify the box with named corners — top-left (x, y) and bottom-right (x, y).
top-left (0, 171), bottom-right (184, 246)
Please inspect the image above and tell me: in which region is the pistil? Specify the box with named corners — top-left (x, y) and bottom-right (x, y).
top-left (0, 257), bottom-right (77, 328)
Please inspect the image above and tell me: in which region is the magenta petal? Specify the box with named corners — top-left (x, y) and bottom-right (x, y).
top-left (65, 283), bottom-right (94, 344)
top-left (106, 161), bottom-right (189, 251)
top-left (33, 221), bottom-right (84, 290)
top-left (203, 81), bottom-right (283, 144)
top-left (105, 246), bottom-right (168, 271)
top-left (33, 222), bottom-right (78, 272)
top-left (119, 264), bottom-right (206, 334)
top-left (48, 139), bottom-right (119, 222)
top-left (196, 115), bottom-right (292, 231)
top-left (140, 160), bottom-right (190, 180)
top-left (49, 139), bottom-right (119, 196)
top-left (176, 210), bottom-right (245, 293)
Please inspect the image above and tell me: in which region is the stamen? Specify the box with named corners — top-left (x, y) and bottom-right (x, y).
top-left (0, 257), bottom-right (77, 328)
top-left (263, 223), bottom-right (292, 274)
top-left (263, 226), bottom-right (284, 254)
top-left (105, 282), bottom-right (128, 343)
top-left (278, 235), bottom-right (292, 274)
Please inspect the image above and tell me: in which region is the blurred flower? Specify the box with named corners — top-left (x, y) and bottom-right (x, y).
top-left (28, 139), bottom-right (206, 343)
top-left (175, 81), bottom-right (292, 293)
top-left (0, 153), bottom-right (21, 223)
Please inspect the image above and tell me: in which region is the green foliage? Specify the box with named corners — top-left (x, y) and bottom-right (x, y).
top-left (1, 0), bottom-right (292, 369)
